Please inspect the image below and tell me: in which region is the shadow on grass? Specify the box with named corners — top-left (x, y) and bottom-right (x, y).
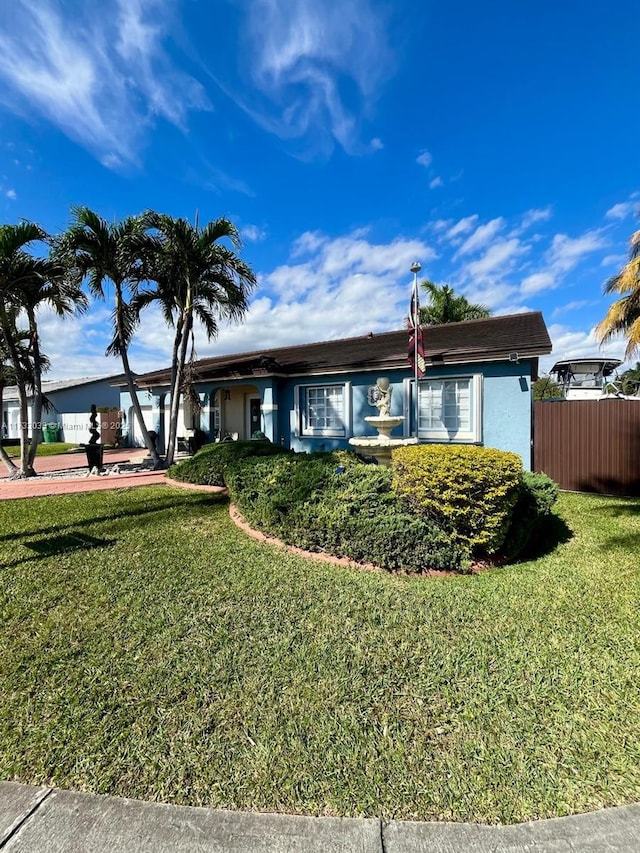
top-left (511, 513), bottom-right (574, 563)
top-left (3, 532), bottom-right (118, 569)
top-left (26, 532), bottom-right (115, 556)
top-left (599, 532), bottom-right (640, 553)
top-left (590, 498), bottom-right (640, 518)
top-left (0, 492), bottom-right (227, 545)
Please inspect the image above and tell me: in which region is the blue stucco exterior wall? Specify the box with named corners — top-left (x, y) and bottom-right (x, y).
top-left (120, 357), bottom-right (536, 468)
top-left (48, 380), bottom-right (121, 414)
top-left (276, 358), bottom-right (535, 469)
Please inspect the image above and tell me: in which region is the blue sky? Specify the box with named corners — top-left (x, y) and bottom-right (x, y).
top-left (1, 0), bottom-right (639, 380)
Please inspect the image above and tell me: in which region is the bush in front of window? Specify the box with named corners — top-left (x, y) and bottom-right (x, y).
top-left (392, 445), bottom-right (523, 555)
top-left (225, 451), bottom-right (467, 573)
top-left (168, 439), bottom-right (291, 487)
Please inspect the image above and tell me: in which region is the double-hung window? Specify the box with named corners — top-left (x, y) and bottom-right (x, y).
top-left (298, 383), bottom-right (350, 437)
top-left (418, 375), bottom-right (481, 442)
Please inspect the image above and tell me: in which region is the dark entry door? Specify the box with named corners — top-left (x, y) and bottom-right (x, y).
top-left (249, 398), bottom-right (261, 437)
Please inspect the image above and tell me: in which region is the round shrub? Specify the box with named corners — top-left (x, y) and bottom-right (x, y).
top-left (392, 444), bottom-right (523, 555)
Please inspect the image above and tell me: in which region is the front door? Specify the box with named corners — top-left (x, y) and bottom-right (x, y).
top-left (248, 397), bottom-right (261, 438)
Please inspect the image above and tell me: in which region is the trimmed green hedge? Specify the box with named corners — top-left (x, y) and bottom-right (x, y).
top-left (226, 451), bottom-right (468, 573)
top-left (172, 442), bottom-right (558, 573)
top-left (168, 439), bottom-right (291, 487)
top-left (392, 444), bottom-right (523, 555)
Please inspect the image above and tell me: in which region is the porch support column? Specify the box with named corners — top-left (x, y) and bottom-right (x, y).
top-left (261, 385), bottom-right (278, 443)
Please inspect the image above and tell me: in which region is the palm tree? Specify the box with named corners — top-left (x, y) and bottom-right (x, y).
top-left (0, 326), bottom-right (55, 477)
top-left (19, 271), bottom-right (88, 468)
top-left (0, 222), bottom-right (51, 477)
top-left (135, 212), bottom-right (256, 467)
top-left (595, 230), bottom-right (640, 359)
top-left (56, 207), bottom-right (161, 466)
top-left (419, 280), bottom-right (491, 325)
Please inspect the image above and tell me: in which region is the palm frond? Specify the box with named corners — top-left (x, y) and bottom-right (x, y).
top-left (596, 231), bottom-right (640, 358)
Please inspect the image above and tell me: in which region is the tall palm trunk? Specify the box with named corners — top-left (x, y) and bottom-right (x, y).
top-left (0, 378), bottom-right (19, 477)
top-left (0, 304), bottom-right (34, 477)
top-left (114, 285), bottom-right (162, 467)
top-left (26, 309), bottom-right (43, 468)
top-left (165, 310), bottom-right (193, 468)
top-left (163, 316), bottom-right (183, 463)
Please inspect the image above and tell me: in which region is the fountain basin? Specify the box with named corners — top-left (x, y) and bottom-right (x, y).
top-left (363, 415), bottom-right (404, 440)
top-left (349, 415), bottom-right (418, 466)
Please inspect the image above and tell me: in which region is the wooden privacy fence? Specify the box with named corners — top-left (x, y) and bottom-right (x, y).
top-left (534, 400), bottom-right (640, 496)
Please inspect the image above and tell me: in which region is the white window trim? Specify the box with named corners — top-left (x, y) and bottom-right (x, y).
top-left (297, 382), bottom-right (351, 438)
top-left (418, 374), bottom-right (482, 443)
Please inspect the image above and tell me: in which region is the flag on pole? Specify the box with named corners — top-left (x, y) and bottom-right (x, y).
top-left (408, 280), bottom-right (425, 378)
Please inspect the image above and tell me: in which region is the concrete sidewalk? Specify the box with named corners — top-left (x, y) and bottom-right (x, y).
top-left (1, 783), bottom-right (639, 852)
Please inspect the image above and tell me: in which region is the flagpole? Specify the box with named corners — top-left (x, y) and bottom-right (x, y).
top-left (410, 261), bottom-right (421, 439)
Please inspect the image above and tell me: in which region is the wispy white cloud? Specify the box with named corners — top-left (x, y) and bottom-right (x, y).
top-left (5, 189), bottom-right (16, 200)
top-left (606, 201), bottom-right (636, 220)
top-left (370, 137), bottom-right (384, 151)
top-left (291, 230), bottom-right (328, 258)
top-left (416, 150), bottom-right (432, 168)
top-left (445, 215), bottom-right (478, 240)
top-left (465, 238), bottom-right (527, 280)
top-left (520, 272), bottom-right (555, 296)
top-left (196, 161), bottom-right (255, 197)
top-left (546, 229), bottom-right (609, 273)
top-left (284, 229), bottom-right (436, 284)
top-left (462, 282), bottom-right (519, 311)
top-left (429, 176), bottom-right (443, 189)
top-left (601, 253), bottom-right (626, 267)
top-left (518, 228), bottom-right (610, 298)
top-left (456, 217), bottom-right (505, 257)
top-left (520, 207), bottom-right (552, 230)
top-left (0, 0), bottom-right (210, 168)
top-left (243, 224), bottom-right (267, 242)
top-left (229, 0), bottom-right (394, 157)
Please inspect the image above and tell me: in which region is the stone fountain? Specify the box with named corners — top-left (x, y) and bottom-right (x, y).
top-left (348, 377), bottom-right (418, 466)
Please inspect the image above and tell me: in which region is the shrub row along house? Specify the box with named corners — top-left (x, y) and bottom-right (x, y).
top-left (120, 311), bottom-right (552, 470)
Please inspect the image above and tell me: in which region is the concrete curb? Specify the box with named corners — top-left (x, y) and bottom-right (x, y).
top-left (1, 783), bottom-right (640, 852)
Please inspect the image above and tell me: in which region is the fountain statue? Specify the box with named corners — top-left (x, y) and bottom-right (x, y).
top-left (348, 377), bottom-right (418, 466)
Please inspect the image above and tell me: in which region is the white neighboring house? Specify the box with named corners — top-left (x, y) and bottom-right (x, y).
top-left (549, 357), bottom-right (639, 400)
top-left (2, 375), bottom-right (123, 443)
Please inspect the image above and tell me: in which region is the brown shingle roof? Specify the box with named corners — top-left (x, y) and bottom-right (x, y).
top-left (135, 311), bottom-right (552, 387)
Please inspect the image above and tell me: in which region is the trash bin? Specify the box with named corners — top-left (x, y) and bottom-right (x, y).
top-left (42, 422), bottom-right (60, 443)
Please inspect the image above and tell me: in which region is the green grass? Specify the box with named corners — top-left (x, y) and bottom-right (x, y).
top-left (5, 442), bottom-right (78, 457)
top-left (0, 487), bottom-right (639, 822)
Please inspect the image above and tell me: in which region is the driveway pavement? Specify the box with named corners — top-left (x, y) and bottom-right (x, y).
top-left (1, 783), bottom-right (640, 852)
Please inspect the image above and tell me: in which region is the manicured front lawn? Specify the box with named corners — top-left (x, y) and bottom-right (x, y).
top-left (0, 487), bottom-right (639, 823)
top-left (4, 442), bottom-right (78, 457)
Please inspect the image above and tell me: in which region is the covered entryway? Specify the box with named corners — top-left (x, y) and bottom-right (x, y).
top-left (220, 385), bottom-right (262, 440)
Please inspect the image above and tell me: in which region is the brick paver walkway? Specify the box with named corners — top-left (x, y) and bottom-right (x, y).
top-left (0, 449), bottom-right (168, 500)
